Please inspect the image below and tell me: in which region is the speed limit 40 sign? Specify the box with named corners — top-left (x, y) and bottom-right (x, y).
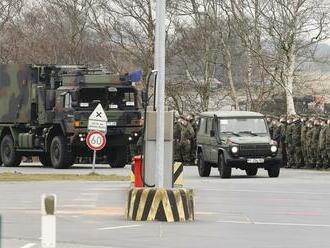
top-left (86, 131), bottom-right (106, 151)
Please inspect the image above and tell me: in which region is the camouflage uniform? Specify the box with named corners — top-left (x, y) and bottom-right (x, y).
top-left (285, 119), bottom-right (294, 168)
top-left (179, 119), bottom-right (195, 163)
top-left (173, 119), bottom-right (182, 162)
top-left (186, 114), bottom-right (197, 163)
top-left (278, 117), bottom-right (287, 167)
top-left (318, 121), bottom-right (327, 169)
top-left (305, 121), bottom-right (314, 168)
top-left (325, 120), bottom-right (330, 169)
top-left (291, 118), bottom-right (303, 168)
top-left (300, 119), bottom-right (308, 167)
top-left (311, 121), bottom-right (321, 168)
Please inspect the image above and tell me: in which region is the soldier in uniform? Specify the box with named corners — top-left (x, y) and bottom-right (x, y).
top-left (311, 118), bottom-right (321, 169)
top-left (173, 117), bottom-right (183, 162)
top-left (186, 114), bottom-right (197, 163)
top-left (318, 118), bottom-right (327, 169)
top-left (325, 118), bottom-right (330, 169)
top-left (292, 116), bottom-right (303, 168)
top-left (178, 118), bottom-right (195, 164)
top-left (305, 118), bottom-right (314, 169)
top-left (300, 116), bottom-right (308, 167)
top-left (285, 116), bottom-right (294, 168)
top-left (267, 116), bottom-right (275, 138)
top-left (278, 116), bottom-right (287, 167)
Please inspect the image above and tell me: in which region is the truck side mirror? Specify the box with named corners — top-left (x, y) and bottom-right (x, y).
top-left (210, 130), bottom-right (215, 137)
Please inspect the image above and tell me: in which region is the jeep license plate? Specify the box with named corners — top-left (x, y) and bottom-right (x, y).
top-left (247, 158), bottom-right (264, 164)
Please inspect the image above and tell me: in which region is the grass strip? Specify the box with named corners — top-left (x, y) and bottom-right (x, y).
top-left (0, 172), bottom-right (129, 181)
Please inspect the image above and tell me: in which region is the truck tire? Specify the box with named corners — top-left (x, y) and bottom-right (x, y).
top-left (50, 136), bottom-right (71, 169)
top-left (39, 153), bottom-right (52, 167)
top-left (268, 164), bottom-right (280, 178)
top-left (197, 152), bottom-right (211, 177)
top-left (218, 154), bottom-right (231, 178)
top-left (108, 147), bottom-right (127, 168)
top-left (246, 167), bottom-right (258, 176)
top-left (1, 134), bottom-right (21, 167)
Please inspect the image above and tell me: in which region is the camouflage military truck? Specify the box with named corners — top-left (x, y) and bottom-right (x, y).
top-left (0, 64), bottom-right (144, 169)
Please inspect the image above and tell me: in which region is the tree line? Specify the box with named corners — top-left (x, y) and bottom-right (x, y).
top-left (1, 0), bottom-right (329, 115)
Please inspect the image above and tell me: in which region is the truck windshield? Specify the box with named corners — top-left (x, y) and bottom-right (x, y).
top-left (219, 118), bottom-right (268, 135)
top-left (78, 88), bottom-right (108, 109)
top-left (108, 87), bottom-right (136, 110)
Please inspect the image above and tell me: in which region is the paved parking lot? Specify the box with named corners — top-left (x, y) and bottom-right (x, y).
top-left (1, 165), bottom-right (330, 247)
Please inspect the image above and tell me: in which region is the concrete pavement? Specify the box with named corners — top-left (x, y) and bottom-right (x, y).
top-left (1, 166), bottom-right (330, 247)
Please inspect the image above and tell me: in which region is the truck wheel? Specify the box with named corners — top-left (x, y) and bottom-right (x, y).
top-left (268, 164), bottom-right (280, 178)
top-left (50, 136), bottom-right (71, 169)
top-left (108, 147), bottom-right (127, 168)
top-left (246, 167), bottom-right (258, 176)
top-left (197, 152), bottom-right (211, 177)
top-left (218, 154), bottom-right (231, 178)
top-left (1, 134), bottom-right (21, 167)
top-left (39, 153), bottom-right (52, 167)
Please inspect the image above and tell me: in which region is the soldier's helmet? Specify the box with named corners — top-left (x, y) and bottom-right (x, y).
top-left (287, 116), bottom-right (293, 124)
top-left (186, 114), bottom-right (194, 121)
top-left (292, 115), bottom-right (301, 123)
top-left (279, 116), bottom-right (286, 123)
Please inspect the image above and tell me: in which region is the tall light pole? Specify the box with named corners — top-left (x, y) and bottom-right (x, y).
top-left (154, 0), bottom-right (166, 187)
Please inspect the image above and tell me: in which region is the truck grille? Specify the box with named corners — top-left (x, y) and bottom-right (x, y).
top-left (238, 144), bottom-right (271, 157)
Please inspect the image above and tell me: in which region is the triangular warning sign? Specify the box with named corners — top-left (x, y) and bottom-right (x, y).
top-left (89, 104), bottom-right (108, 121)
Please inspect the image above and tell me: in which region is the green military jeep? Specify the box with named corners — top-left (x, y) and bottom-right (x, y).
top-left (196, 111), bottom-right (281, 178)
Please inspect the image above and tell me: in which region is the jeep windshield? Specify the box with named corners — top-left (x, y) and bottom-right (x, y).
top-left (219, 118), bottom-right (268, 136)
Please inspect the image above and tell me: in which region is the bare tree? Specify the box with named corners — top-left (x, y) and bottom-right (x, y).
top-left (231, 0), bottom-right (329, 115)
top-left (0, 0), bottom-right (22, 31)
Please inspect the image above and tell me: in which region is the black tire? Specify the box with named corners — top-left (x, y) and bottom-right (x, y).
top-left (246, 167), bottom-right (258, 176)
top-left (50, 136), bottom-right (71, 169)
top-left (197, 152), bottom-right (211, 177)
top-left (218, 154), bottom-right (231, 178)
top-left (268, 164), bottom-right (280, 178)
top-left (1, 135), bottom-right (21, 167)
top-left (39, 153), bottom-right (52, 167)
top-left (108, 147), bottom-right (128, 168)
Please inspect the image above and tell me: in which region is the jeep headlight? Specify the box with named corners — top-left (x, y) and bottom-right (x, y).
top-left (231, 146), bottom-right (239, 154)
top-left (270, 145), bottom-right (277, 153)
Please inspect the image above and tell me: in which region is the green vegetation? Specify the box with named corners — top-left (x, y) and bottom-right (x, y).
top-left (0, 172), bottom-right (129, 181)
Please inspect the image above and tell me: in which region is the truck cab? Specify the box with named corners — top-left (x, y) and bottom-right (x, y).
top-left (0, 64), bottom-right (143, 169)
top-left (196, 111), bottom-right (281, 178)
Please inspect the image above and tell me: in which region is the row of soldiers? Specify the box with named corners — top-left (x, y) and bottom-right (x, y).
top-left (173, 114), bottom-right (197, 164)
top-left (268, 115), bottom-right (330, 169)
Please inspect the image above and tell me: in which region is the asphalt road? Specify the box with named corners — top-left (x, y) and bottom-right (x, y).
top-left (1, 165), bottom-right (330, 248)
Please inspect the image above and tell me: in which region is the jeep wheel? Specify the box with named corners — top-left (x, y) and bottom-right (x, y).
top-left (108, 146), bottom-right (128, 168)
top-left (50, 136), bottom-right (71, 169)
top-left (197, 152), bottom-right (211, 177)
top-left (268, 164), bottom-right (280, 178)
top-left (1, 134), bottom-right (21, 167)
top-left (39, 153), bottom-right (52, 167)
top-left (246, 167), bottom-right (258, 176)
top-left (218, 154), bottom-right (231, 178)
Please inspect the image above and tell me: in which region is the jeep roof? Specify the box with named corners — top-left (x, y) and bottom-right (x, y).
top-left (199, 111), bottom-right (264, 118)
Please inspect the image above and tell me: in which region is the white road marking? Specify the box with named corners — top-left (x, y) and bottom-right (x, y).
top-left (201, 188), bottom-right (330, 195)
top-left (217, 220), bottom-right (330, 228)
top-left (98, 224), bottom-right (142, 230)
top-left (20, 243), bottom-right (36, 248)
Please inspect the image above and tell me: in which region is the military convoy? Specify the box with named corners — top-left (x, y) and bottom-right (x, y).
top-left (0, 64), bottom-right (144, 168)
top-left (196, 111), bottom-right (282, 178)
